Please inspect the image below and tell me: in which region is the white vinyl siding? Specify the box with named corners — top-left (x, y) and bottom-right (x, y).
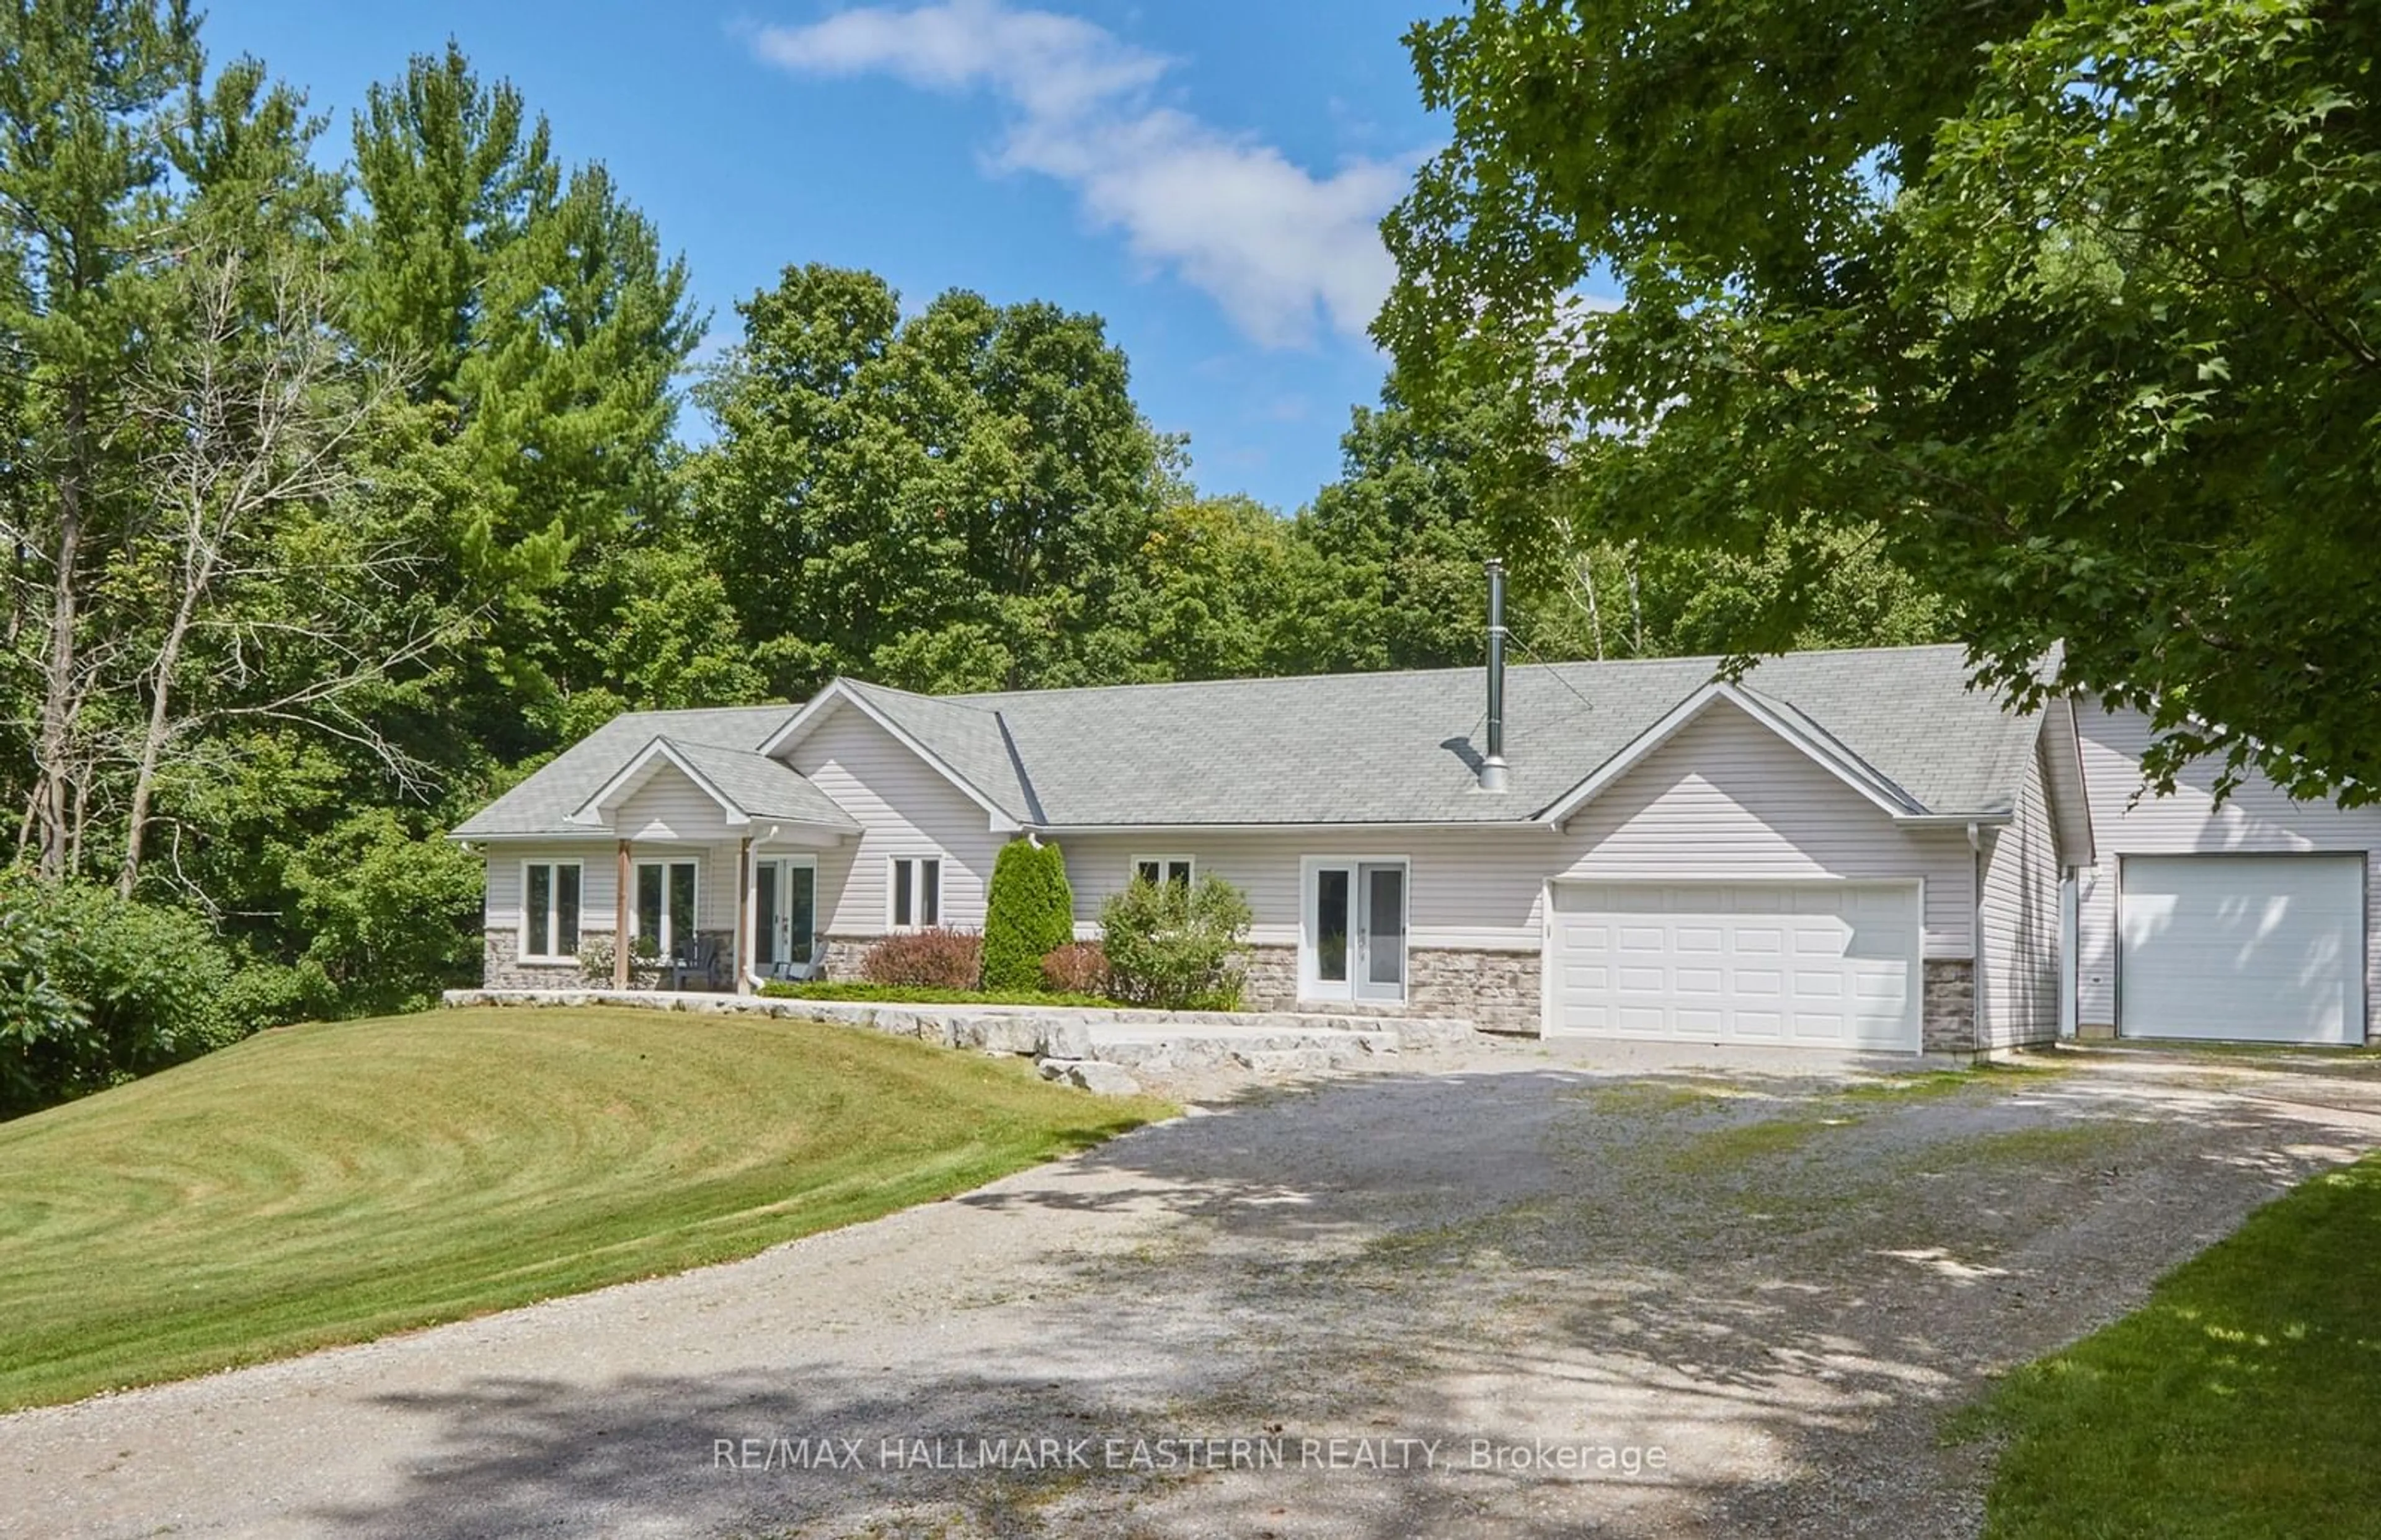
top-left (614, 771), bottom-right (737, 842)
top-left (1060, 700), bottom-right (1979, 959)
top-left (486, 842), bottom-right (619, 940)
top-left (1552, 702), bottom-right (1974, 954)
top-left (2075, 704), bottom-right (2381, 1040)
top-left (786, 705), bottom-right (1000, 936)
top-left (483, 841), bottom-right (742, 935)
top-left (1977, 735), bottom-right (2063, 1047)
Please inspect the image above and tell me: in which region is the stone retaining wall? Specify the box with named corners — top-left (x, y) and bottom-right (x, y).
top-left (442, 987), bottom-right (1478, 1071)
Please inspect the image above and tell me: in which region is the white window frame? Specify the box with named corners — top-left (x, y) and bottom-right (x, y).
top-left (888, 854), bottom-right (944, 931)
top-left (1130, 854), bottom-right (1196, 888)
top-left (518, 859), bottom-right (584, 963)
top-left (632, 856), bottom-right (703, 956)
top-left (1298, 855), bottom-right (1411, 1004)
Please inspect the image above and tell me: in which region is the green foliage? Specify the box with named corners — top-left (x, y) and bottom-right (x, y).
top-left (282, 811), bottom-right (485, 1017)
top-left (691, 265), bottom-right (1181, 697)
top-left (0, 872), bottom-right (253, 1118)
top-left (345, 40), bottom-right (703, 767)
top-left (754, 981), bottom-right (1116, 1008)
top-left (1097, 874), bottom-right (1254, 1012)
top-left (981, 839), bottom-right (1077, 992)
top-left (1381, 0), bottom-right (2381, 800)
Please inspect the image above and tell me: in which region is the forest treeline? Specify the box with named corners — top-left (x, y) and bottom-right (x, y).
top-left (0, 6), bottom-right (1936, 1112)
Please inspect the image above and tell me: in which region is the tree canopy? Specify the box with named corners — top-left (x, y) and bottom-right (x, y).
top-left (0, 0), bottom-right (1971, 1113)
top-left (1379, 0), bottom-right (2381, 802)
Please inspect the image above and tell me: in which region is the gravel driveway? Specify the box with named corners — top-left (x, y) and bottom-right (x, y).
top-left (8, 1040), bottom-right (2381, 1539)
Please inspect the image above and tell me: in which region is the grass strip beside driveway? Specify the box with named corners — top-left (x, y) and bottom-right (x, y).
top-left (0, 1006), bottom-right (1168, 1411)
top-left (1958, 1151), bottom-right (2381, 1538)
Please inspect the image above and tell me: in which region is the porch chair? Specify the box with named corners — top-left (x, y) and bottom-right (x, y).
top-left (669, 934), bottom-right (723, 991)
top-left (767, 936), bottom-right (829, 986)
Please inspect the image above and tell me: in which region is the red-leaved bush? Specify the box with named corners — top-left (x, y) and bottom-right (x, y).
top-left (860, 928), bottom-right (982, 990)
top-left (1039, 940), bottom-right (1109, 997)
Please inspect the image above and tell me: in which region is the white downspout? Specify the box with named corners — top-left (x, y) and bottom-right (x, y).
top-left (1968, 821), bottom-right (1988, 1056)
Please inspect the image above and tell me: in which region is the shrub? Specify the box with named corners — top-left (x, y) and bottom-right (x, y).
top-left (1040, 940), bottom-right (1109, 997)
top-left (284, 810), bottom-right (486, 1017)
top-left (981, 838), bottom-right (1076, 991)
top-left (0, 872), bottom-right (253, 1118)
top-left (1097, 874), bottom-right (1253, 1011)
top-left (861, 928), bottom-right (983, 991)
top-left (575, 934), bottom-right (663, 989)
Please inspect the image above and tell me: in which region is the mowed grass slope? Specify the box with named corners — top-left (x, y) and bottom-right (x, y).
top-left (0, 1006), bottom-right (1168, 1412)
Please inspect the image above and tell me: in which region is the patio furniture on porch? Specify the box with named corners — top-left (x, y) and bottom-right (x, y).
top-left (765, 935), bottom-right (828, 986)
top-left (668, 934), bottom-right (722, 991)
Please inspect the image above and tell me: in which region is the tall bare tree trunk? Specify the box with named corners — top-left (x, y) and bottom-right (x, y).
top-left (1625, 542), bottom-right (1645, 656)
top-left (117, 599), bottom-right (198, 897)
top-left (33, 388), bottom-right (88, 877)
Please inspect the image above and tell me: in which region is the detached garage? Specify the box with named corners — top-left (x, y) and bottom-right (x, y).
top-left (2118, 854), bottom-right (2367, 1045)
top-left (1547, 880), bottom-right (1924, 1051)
top-left (2075, 704), bottom-right (2381, 1047)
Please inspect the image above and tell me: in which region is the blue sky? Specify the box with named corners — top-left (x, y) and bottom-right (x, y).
top-left (198, 1), bottom-right (1448, 512)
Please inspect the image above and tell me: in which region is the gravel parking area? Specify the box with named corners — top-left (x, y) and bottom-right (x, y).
top-left (7, 1040), bottom-right (2381, 1539)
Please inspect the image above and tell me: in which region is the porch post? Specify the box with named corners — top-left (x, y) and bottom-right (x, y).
top-left (614, 839), bottom-right (631, 989)
top-left (735, 836), bottom-right (753, 996)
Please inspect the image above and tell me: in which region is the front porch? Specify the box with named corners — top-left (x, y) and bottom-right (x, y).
top-left (546, 730), bottom-right (866, 993)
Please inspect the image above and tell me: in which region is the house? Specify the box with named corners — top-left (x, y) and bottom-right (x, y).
top-left (451, 584), bottom-right (2381, 1055)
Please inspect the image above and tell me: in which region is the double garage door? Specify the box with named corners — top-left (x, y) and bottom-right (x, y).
top-left (1548, 881), bottom-right (1923, 1051)
top-left (2119, 854), bottom-right (2367, 1044)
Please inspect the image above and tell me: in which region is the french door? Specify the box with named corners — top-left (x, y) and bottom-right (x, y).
top-left (1305, 859), bottom-right (1407, 1004)
top-left (753, 858), bottom-right (818, 970)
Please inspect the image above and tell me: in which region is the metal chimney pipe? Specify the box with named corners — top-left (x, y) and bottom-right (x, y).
top-left (1480, 559), bottom-right (1510, 792)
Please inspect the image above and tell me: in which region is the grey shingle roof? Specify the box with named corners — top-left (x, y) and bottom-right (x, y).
top-left (842, 680), bottom-right (1039, 823)
top-left (451, 704), bottom-right (797, 838)
top-left (856, 644), bottom-right (2037, 826)
top-left (663, 740), bottom-right (861, 830)
top-left (452, 644), bottom-right (2044, 840)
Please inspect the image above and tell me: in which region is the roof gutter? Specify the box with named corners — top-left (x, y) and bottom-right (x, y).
top-left (1891, 812), bottom-right (2016, 830)
top-left (1026, 820), bottom-right (1559, 836)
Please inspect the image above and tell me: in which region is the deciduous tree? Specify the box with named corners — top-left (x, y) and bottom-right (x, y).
top-left (1380, 0), bottom-right (2381, 800)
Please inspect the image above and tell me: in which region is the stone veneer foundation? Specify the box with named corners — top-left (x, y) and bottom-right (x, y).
top-left (1239, 943), bottom-right (1542, 1035)
top-left (1922, 959), bottom-right (1978, 1055)
top-left (490, 932), bottom-right (1981, 1053)
top-left (481, 929), bottom-right (734, 992)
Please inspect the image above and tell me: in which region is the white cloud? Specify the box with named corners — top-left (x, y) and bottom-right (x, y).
top-left (749, 0), bottom-right (1408, 348)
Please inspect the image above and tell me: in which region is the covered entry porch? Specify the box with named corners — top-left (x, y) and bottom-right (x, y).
top-left (565, 733), bottom-right (862, 992)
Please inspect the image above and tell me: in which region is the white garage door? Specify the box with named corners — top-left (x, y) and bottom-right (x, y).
top-left (2119, 854), bottom-right (2367, 1044)
top-left (1548, 881), bottom-right (1923, 1051)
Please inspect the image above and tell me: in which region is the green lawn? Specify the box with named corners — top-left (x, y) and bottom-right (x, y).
top-left (0, 1006), bottom-right (1168, 1412)
top-left (1959, 1153), bottom-right (2381, 1538)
